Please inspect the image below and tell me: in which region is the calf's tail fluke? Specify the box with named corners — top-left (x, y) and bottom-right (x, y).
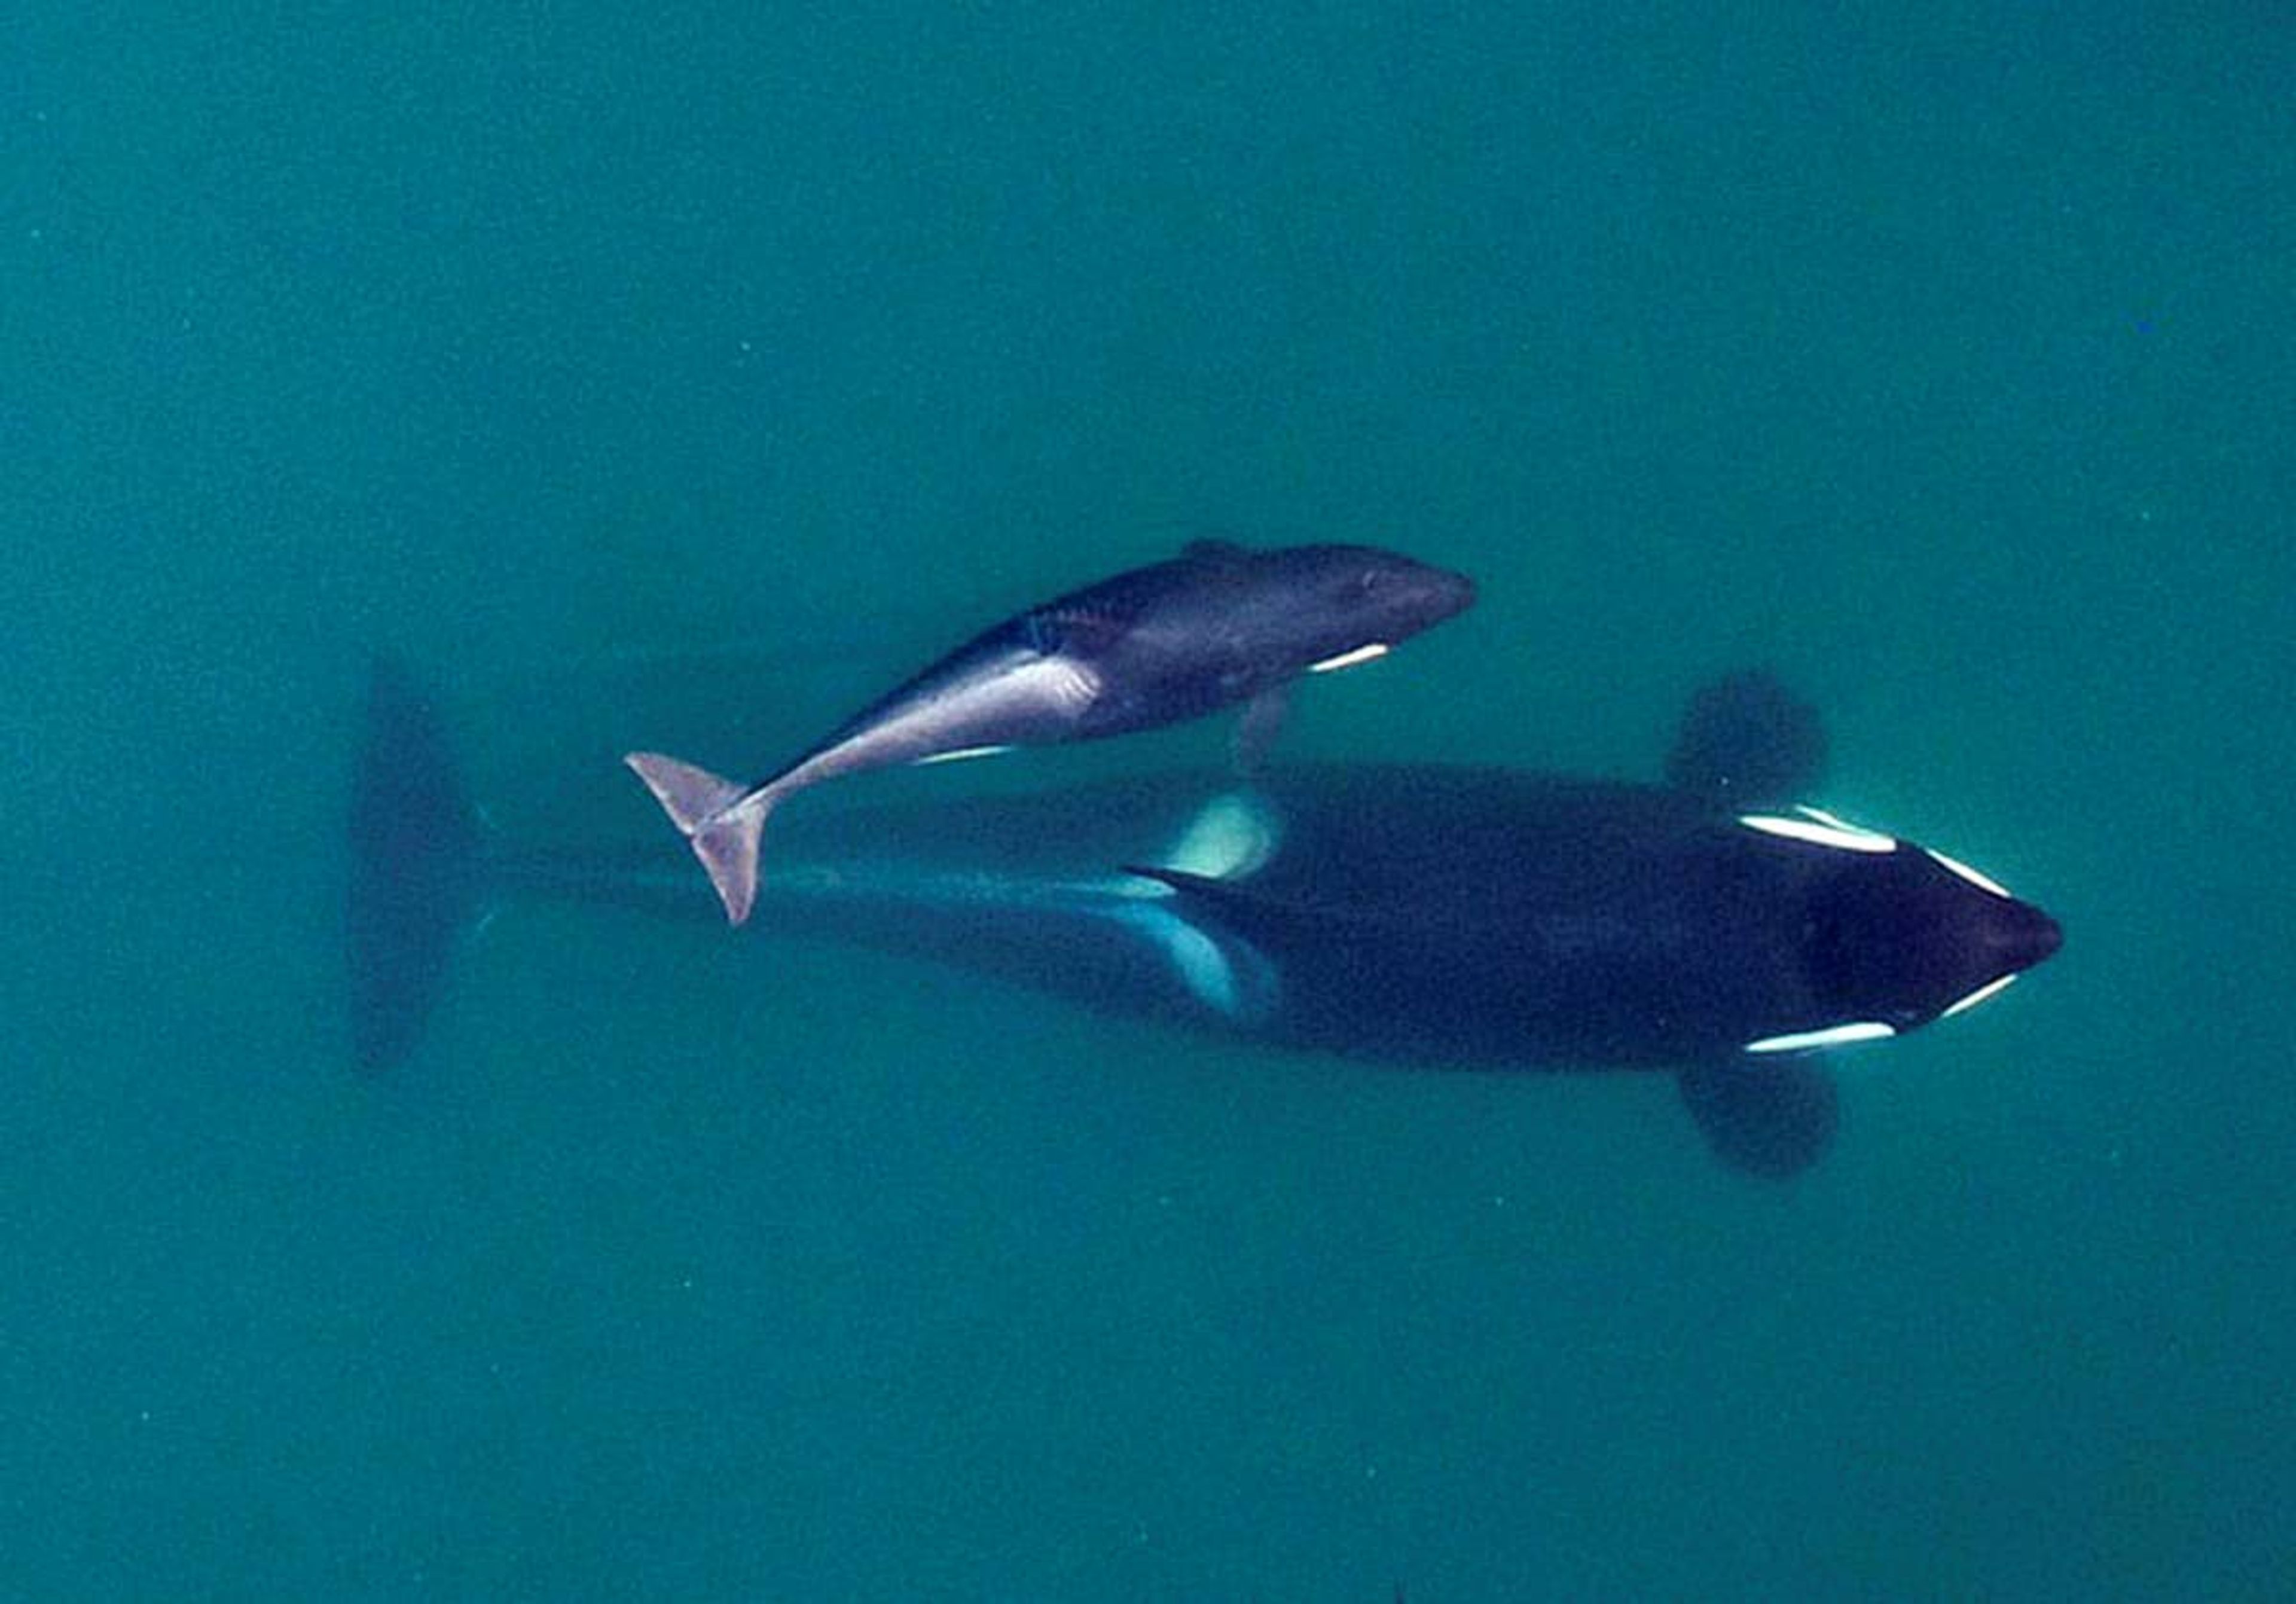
top-left (622, 752), bottom-right (773, 926)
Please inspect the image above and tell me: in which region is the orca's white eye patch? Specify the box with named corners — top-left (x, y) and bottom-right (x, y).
top-left (1743, 1020), bottom-right (1898, 1054)
top-left (1925, 846), bottom-right (2014, 899)
top-left (1738, 805), bottom-right (1897, 854)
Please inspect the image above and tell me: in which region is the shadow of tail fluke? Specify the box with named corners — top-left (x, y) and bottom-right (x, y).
top-left (346, 654), bottom-right (486, 1075)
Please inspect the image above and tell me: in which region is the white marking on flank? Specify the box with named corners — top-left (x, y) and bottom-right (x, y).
top-left (1161, 791), bottom-right (1280, 881)
top-left (1306, 641), bottom-right (1391, 674)
top-left (1738, 806), bottom-right (1897, 853)
top-left (1164, 921), bottom-right (1244, 1015)
top-left (1926, 847), bottom-right (2014, 899)
top-left (1113, 905), bottom-right (1272, 1020)
top-left (1743, 1020), bottom-right (1898, 1054)
top-left (1940, 972), bottom-right (2020, 1020)
top-left (912, 744), bottom-right (1015, 766)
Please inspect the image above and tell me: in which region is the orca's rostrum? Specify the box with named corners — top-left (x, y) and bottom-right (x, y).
top-left (350, 664), bottom-right (2060, 1178)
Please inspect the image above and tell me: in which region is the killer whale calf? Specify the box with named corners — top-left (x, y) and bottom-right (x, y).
top-left (623, 539), bottom-right (1477, 925)
top-left (352, 663), bottom-right (2060, 1175)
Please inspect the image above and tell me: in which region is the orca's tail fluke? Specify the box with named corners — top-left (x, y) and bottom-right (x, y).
top-left (621, 752), bottom-right (771, 926)
top-left (346, 655), bottom-right (488, 1075)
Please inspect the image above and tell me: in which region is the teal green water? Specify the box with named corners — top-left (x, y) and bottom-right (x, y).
top-left (6, 6), bottom-right (2291, 1599)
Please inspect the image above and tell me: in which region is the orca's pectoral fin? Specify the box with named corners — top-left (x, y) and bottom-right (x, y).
top-left (1666, 670), bottom-right (1828, 807)
top-left (1677, 1057), bottom-right (1839, 1179)
top-left (1231, 687), bottom-right (1290, 776)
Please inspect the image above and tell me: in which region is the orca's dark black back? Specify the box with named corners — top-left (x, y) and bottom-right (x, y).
top-left (1203, 766), bottom-right (1824, 1066)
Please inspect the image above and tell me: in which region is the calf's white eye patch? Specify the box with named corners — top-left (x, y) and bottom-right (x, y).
top-left (1307, 641), bottom-right (1391, 674)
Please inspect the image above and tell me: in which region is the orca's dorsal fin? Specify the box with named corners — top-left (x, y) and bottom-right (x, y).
top-left (1666, 670), bottom-right (1828, 808)
top-left (1121, 865), bottom-right (1351, 938)
top-left (1677, 1059), bottom-right (1839, 1180)
top-left (1125, 863), bottom-right (1271, 906)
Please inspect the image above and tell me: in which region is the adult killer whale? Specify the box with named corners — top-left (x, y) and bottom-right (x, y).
top-left (350, 662), bottom-right (2060, 1177)
top-left (624, 539), bottom-right (1476, 925)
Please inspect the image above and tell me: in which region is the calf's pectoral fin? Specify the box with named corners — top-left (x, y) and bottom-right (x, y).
top-left (1231, 687), bottom-right (1290, 775)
